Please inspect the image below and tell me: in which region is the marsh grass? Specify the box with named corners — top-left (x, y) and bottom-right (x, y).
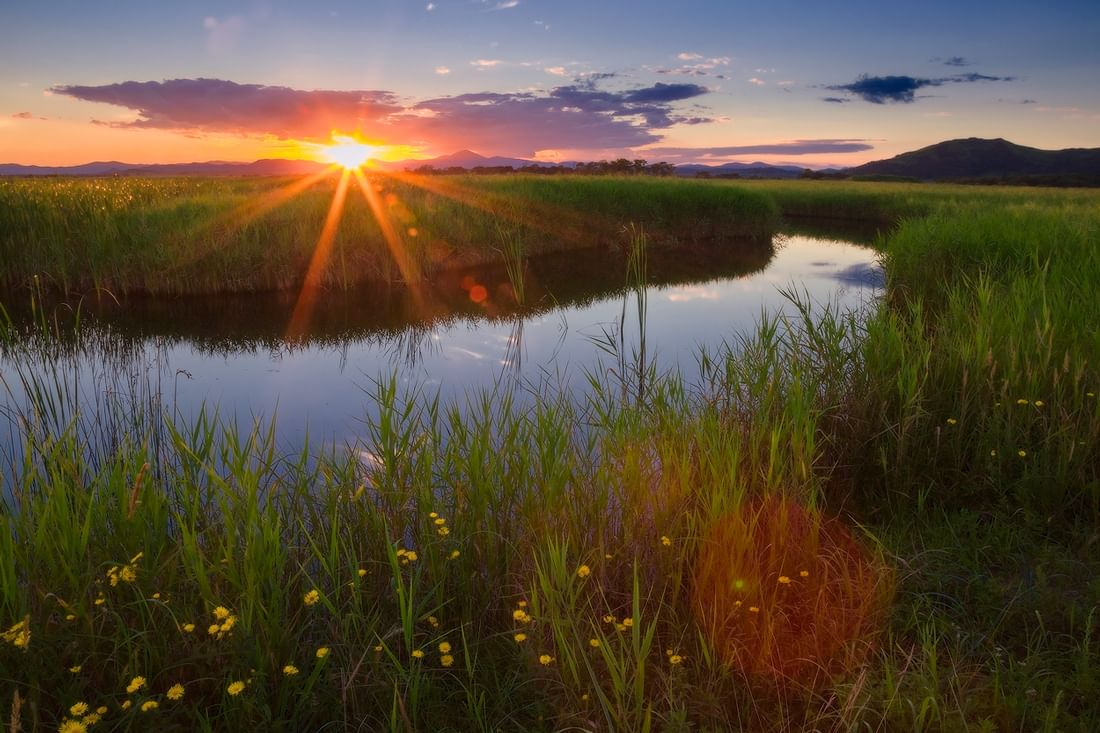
top-left (0, 175), bottom-right (779, 297)
top-left (2, 181), bottom-right (1100, 730)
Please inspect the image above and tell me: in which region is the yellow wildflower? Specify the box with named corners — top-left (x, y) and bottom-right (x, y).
top-left (182, 623), bottom-right (195, 633)
top-left (69, 665), bottom-right (81, 673)
top-left (1, 617), bottom-right (30, 649)
top-left (373, 645), bottom-right (383, 652)
top-left (81, 713), bottom-right (101, 726)
top-left (581, 693), bottom-right (589, 701)
top-left (404, 551), bottom-right (418, 562)
top-left (303, 589), bottom-right (321, 606)
top-left (602, 614), bottom-right (615, 624)
top-left (282, 665), bottom-right (299, 676)
top-left (513, 633), bottom-right (527, 643)
top-left (1088, 392), bottom-right (1095, 398)
top-left (946, 418), bottom-right (957, 425)
top-left (213, 606), bottom-right (230, 620)
top-left (778, 575), bottom-right (792, 584)
top-left (799, 570), bottom-right (809, 578)
top-left (669, 654), bottom-right (684, 665)
top-left (615, 623), bottom-right (626, 632)
top-left (438, 641), bottom-right (452, 654)
top-left (126, 676), bottom-right (146, 694)
top-left (140, 700), bottom-right (159, 712)
top-left (58, 720), bottom-right (86, 733)
top-left (357, 568), bottom-right (367, 577)
top-left (517, 600), bottom-right (527, 608)
top-left (1017, 399), bottom-right (1029, 406)
top-left (437, 526), bottom-right (450, 537)
top-left (513, 609), bottom-right (531, 623)
top-left (120, 700), bottom-right (131, 711)
top-left (622, 618), bottom-right (633, 628)
top-left (1034, 400), bottom-right (1045, 407)
top-left (65, 614), bottom-right (76, 622)
top-left (207, 623), bottom-right (221, 635)
top-left (119, 565), bottom-right (137, 583)
top-left (227, 680), bottom-right (245, 696)
top-left (70, 702), bottom-right (89, 716)
top-left (316, 646), bottom-right (331, 659)
top-left (749, 606), bottom-right (760, 613)
top-left (991, 449), bottom-right (998, 457)
top-left (589, 638), bottom-right (600, 648)
top-left (1018, 450), bottom-right (1027, 458)
top-left (660, 536), bottom-right (672, 547)
top-left (428, 615), bottom-right (440, 628)
top-left (412, 649), bottom-right (425, 659)
top-left (96, 707), bottom-right (107, 715)
top-left (539, 654), bottom-right (554, 665)
top-left (94, 597), bottom-right (105, 606)
top-left (167, 683), bottom-right (185, 700)
top-left (449, 550), bottom-right (460, 560)
top-left (441, 653), bottom-right (454, 667)
top-left (429, 512), bottom-right (439, 519)
top-left (434, 517), bottom-right (446, 526)
top-left (576, 564), bottom-right (591, 578)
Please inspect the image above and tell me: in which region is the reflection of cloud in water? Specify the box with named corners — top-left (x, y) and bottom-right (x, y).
top-left (809, 261), bottom-right (835, 267)
top-left (665, 285), bottom-right (720, 302)
top-left (446, 346), bottom-right (489, 360)
top-left (829, 263), bottom-right (884, 287)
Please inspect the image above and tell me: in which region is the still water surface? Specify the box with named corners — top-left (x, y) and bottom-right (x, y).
top-left (1, 227), bottom-right (882, 452)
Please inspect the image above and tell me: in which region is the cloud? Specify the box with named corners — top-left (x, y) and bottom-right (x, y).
top-left (470, 59), bottom-right (503, 69)
top-left (426, 3), bottom-right (435, 10)
top-left (654, 55), bottom-right (731, 79)
top-left (544, 67), bottom-right (567, 76)
top-left (641, 139), bottom-right (874, 159)
top-left (11, 111), bottom-right (34, 119)
top-left (203, 15), bottom-right (246, 54)
top-left (936, 56), bottom-right (972, 67)
top-left (485, 0), bottom-right (519, 8)
top-left (821, 97), bottom-right (850, 104)
top-left (825, 72), bottom-right (1014, 104)
top-left (52, 78), bottom-right (403, 139)
top-left (434, 66), bottom-right (451, 75)
top-left (747, 78), bottom-right (766, 86)
top-left (51, 77), bottom-right (714, 157)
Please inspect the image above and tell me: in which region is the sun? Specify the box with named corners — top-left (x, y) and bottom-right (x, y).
top-left (323, 135), bottom-right (379, 169)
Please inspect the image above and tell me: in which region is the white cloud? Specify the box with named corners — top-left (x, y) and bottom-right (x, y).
top-left (678, 52), bottom-right (703, 61)
top-left (544, 66), bottom-right (567, 76)
top-left (426, 2), bottom-right (436, 9)
top-left (435, 66), bottom-right (451, 75)
top-left (748, 77), bottom-right (766, 86)
top-left (470, 59), bottom-right (503, 69)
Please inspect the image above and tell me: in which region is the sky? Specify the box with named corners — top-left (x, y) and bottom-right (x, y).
top-left (1, 0), bottom-right (1097, 167)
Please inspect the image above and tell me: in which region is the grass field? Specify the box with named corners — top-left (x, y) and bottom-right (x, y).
top-left (1, 178), bottom-right (1100, 731)
top-left (0, 175), bottom-right (778, 296)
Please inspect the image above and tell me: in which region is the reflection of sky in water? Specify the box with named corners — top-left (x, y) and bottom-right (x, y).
top-left (2, 235), bottom-right (881, 452)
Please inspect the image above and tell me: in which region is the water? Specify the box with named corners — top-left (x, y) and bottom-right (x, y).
top-left (1, 226), bottom-right (882, 453)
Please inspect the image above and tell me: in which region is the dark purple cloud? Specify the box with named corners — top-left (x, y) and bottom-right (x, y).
top-left (51, 78), bottom-right (404, 139)
top-left (936, 56), bottom-right (972, 67)
top-left (51, 77), bottom-right (714, 156)
top-left (825, 72), bottom-right (1014, 104)
top-left (642, 139), bottom-right (874, 159)
top-left (821, 97), bottom-right (850, 104)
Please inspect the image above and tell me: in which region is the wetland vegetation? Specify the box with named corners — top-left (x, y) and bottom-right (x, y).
top-left (1, 176), bottom-right (1099, 731)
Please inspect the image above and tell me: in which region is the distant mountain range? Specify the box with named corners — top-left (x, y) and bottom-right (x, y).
top-left (846, 138), bottom-right (1100, 182)
top-left (2, 138), bottom-right (1097, 182)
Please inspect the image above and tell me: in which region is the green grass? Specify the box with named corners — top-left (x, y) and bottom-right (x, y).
top-left (0, 175), bottom-right (778, 296)
top-left (2, 180), bottom-right (1100, 731)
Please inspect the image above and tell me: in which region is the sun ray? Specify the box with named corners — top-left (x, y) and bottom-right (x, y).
top-left (352, 169), bottom-right (425, 291)
top-left (165, 165), bottom-right (342, 280)
top-left (285, 168), bottom-right (352, 339)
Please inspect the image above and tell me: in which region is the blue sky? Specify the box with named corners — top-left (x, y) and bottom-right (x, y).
top-left (1, 0), bottom-right (1097, 165)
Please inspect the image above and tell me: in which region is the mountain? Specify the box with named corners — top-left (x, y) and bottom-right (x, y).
top-left (846, 138), bottom-right (1100, 181)
top-left (674, 161), bottom-right (805, 179)
top-left (378, 149), bottom-right (552, 171)
top-left (0, 158), bottom-right (330, 177)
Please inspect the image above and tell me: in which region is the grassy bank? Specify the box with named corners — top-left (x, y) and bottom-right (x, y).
top-left (0, 175), bottom-right (778, 296)
top-left (2, 182), bottom-right (1100, 731)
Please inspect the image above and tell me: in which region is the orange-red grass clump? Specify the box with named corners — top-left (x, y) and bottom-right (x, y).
top-left (692, 495), bottom-right (894, 688)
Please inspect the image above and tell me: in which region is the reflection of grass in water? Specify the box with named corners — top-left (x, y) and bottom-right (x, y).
top-left (3, 187), bottom-right (1100, 730)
